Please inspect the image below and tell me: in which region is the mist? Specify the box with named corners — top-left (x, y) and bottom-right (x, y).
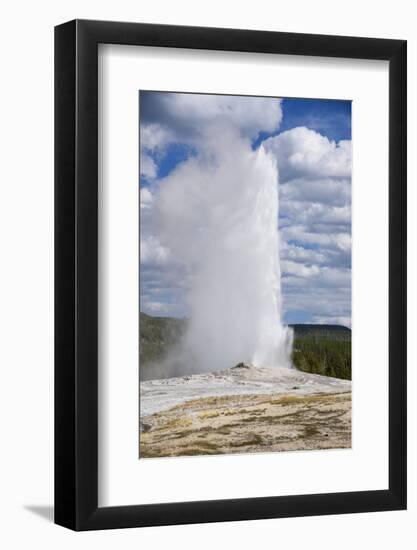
top-left (154, 121), bottom-right (293, 374)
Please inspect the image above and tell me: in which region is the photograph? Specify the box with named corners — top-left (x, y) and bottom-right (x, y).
top-left (139, 91), bottom-right (352, 458)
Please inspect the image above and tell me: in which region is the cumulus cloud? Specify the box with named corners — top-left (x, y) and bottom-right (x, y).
top-left (280, 201), bottom-right (351, 227)
top-left (262, 126), bottom-right (352, 324)
top-left (279, 177), bottom-right (351, 206)
top-left (264, 126), bottom-right (351, 182)
top-left (140, 235), bottom-right (171, 266)
top-left (280, 241), bottom-right (327, 265)
top-left (140, 123), bottom-right (175, 153)
top-left (140, 154), bottom-right (157, 180)
top-left (281, 260), bottom-right (320, 278)
top-left (282, 265), bottom-right (350, 289)
top-left (313, 315), bottom-right (351, 328)
top-left (140, 92), bottom-right (283, 144)
top-left (140, 187), bottom-right (153, 210)
top-left (280, 225), bottom-right (351, 252)
top-left (140, 261), bottom-right (190, 318)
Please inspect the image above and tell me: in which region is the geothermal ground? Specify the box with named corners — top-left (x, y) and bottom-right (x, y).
top-left (139, 364), bottom-right (351, 458)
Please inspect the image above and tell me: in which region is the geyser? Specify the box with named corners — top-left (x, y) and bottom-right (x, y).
top-left (156, 124), bottom-right (293, 374)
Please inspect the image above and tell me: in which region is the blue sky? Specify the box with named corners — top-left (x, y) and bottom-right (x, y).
top-left (140, 92), bottom-right (351, 327)
top-left (253, 98), bottom-right (351, 149)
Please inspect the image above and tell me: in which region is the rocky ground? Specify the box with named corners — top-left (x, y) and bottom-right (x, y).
top-left (139, 364), bottom-right (351, 458)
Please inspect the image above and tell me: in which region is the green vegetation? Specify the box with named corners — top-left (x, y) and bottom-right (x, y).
top-left (140, 311), bottom-right (351, 380)
top-left (139, 312), bottom-right (186, 374)
top-left (292, 336), bottom-right (351, 380)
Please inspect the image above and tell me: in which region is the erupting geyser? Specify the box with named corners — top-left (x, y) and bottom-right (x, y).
top-left (156, 124), bottom-right (293, 374)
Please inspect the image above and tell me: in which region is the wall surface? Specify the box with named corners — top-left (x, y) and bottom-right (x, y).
top-left (0, 1), bottom-right (415, 548)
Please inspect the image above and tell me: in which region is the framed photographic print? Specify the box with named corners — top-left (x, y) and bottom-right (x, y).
top-left (55, 19), bottom-right (407, 530)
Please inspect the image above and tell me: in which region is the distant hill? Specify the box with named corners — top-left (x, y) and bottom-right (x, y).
top-left (140, 312), bottom-right (186, 370)
top-left (289, 324), bottom-right (351, 341)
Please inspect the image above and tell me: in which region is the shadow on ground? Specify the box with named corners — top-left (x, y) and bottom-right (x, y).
top-left (24, 505), bottom-right (54, 523)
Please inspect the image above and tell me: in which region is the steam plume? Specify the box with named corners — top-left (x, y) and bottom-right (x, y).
top-left (155, 121), bottom-right (293, 374)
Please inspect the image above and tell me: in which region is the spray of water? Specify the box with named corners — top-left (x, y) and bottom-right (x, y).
top-left (156, 123), bottom-right (293, 374)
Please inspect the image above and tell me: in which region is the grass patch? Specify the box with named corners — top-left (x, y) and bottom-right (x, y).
top-left (271, 395), bottom-right (305, 406)
top-left (303, 425), bottom-right (320, 437)
top-left (230, 434), bottom-right (264, 448)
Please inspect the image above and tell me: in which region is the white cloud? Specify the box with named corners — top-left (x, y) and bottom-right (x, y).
top-left (140, 153), bottom-right (157, 180)
top-left (282, 265), bottom-right (350, 288)
top-left (312, 315), bottom-right (351, 328)
top-left (140, 188), bottom-right (153, 210)
top-left (140, 235), bottom-right (170, 266)
top-left (280, 241), bottom-right (327, 265)
top-left (141, 92), bottom-right (283, 143)
top-left (280, 200), bottom-right (351, 227)
top-left (280, 224), bottom-right (351, 253)
top-left (282, 278), bottom-right (351, 325)
top-left (140, 123), bottom-right (174, 152)
top-left (264, 126), bottom-right (351, 182)
top-left (281, 260), bottom-right (320, 278)
top-left (280, 177), bottom-right (351, 206)
top-left (141, 300), bottom-right (170, 314)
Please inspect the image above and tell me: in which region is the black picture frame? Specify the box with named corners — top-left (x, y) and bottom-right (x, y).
top-left (55, 19), bottom-right (407, 531)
